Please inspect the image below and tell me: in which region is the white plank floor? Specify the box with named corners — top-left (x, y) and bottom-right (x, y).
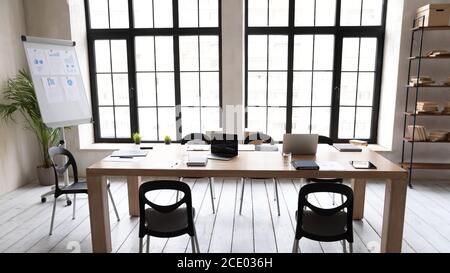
top-left (1, 178), bottom-right (449, 253)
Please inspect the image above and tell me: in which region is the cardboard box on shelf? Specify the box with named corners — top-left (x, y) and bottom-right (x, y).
top-left (416, 4), bottom-right (450, 27)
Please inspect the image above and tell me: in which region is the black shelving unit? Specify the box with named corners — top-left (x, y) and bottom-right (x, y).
top-left (401, 16), bottom-right (450, 188)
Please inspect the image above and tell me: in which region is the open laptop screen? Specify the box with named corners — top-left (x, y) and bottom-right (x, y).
top-left (211, 134), bottom-right (238, 158)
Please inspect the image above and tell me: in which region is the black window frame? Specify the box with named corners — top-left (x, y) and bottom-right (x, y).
top-left (245, 0), bottom-right (387, 143)
top-left (85, 0), bottom-right (223, 143)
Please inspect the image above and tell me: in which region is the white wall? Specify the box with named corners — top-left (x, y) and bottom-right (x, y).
top-left (0, 0), bottom-right (41, 194)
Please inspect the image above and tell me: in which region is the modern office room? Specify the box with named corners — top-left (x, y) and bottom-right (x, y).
top-left (1, 0), bottom-right (450, 259)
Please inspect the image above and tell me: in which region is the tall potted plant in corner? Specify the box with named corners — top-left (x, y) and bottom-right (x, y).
top-left (0, 70), bottom-right (60, 186)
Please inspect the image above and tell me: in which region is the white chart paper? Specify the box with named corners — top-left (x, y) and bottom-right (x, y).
top-left (27, 48), bottom-right (49, 75)
top-left (61, 76), bottom-right (81, 102)
top-left (41, 77), bottom-right (64, 103)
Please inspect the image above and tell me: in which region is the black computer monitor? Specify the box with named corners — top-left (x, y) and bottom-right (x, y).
top-left (211, 134), bottom-right (238, 158)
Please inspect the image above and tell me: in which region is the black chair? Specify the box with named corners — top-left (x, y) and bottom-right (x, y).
top-left (306, 135), bottom-right (344, 205)
top-left (138, 180), bottom-right (199, 253)
top-left (48, 147), bottom-right (120, 235)
top-left (179, 133), bottom-right (215, 214)
top-left (240, 133), bottom-right (280, 216)
top-left (293, 182), bottom-right (354, 253)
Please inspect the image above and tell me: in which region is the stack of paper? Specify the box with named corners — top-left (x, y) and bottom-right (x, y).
top-left (443, 102), bottom-right (450, 114)
top-left (410, 76), bottom-right (435, 86)
top-left (445, 77), bottom-right (450, 86)
top-left (429, 131), bottom-right (449, 142)
top-left (427, 50), bottom-right (450, 58)
top-left (417, 101), bottom-right (440, 114)
top-left (408, 126), bottom-right (428, 142)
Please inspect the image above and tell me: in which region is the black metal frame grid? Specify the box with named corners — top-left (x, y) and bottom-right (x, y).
top-left (245, 0), bottom-right (387, 143)
top-left (85, 0), bottom-right (222, 143)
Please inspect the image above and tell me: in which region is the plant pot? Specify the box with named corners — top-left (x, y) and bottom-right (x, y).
top-left (37, 166), bottom-right (56, 186)
top-left (165, 142), bottom-right (171, 145)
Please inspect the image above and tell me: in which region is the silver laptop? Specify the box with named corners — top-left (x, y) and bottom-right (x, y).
top-left (282, 134), bottom-right (319, 155)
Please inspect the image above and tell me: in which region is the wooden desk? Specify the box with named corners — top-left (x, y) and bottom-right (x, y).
top-left (86, 145), bottom-right (408, 253)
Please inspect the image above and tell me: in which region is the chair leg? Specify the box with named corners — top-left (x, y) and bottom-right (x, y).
top-left (211, 177), bottom-right (216, 199)
top-left (209, 178), bottom-right (215, 214)
top-left (292, 239), bottom-right (300, 253)
top-left (107, 186), bottom-right (121, 221)
top-left (72, 194), bottom-right (76, 220)
top-left (194, 235), bottom-right (200, 253)
top-left (239, 178), bottom-right (245, 215)
top-left (191, 236), bottom-right (197, 253)
top-left (332, 193), bottom-right (336, 206)
top-left (139, 237), bottom-right (143, 253)
top-left (342, 240), bottom-right (347, 253)
top-left (176, 177), bottom-right (183, 202)
top-left (146, 236), bottom-right (150, 253)
top-left (49, 197), bottom-right (58, 235)
top-left (273, 179), bottom-right (281, 216)
top-left (349, 243), bottom-right (353, 253)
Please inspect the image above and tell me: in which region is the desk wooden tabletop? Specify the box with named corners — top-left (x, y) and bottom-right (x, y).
top-left (87, 145), bottom-right (407, 180)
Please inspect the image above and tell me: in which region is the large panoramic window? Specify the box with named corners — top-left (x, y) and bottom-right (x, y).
top-left (246, 0), bottom-right (386, 142)
top-left (86, 0), bottom-right (221, 142)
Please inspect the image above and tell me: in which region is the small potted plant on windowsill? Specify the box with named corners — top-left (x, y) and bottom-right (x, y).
top-left (164, 135), bottom-right (172, 145)
top-left (133, 132), bottom-right (142, 145)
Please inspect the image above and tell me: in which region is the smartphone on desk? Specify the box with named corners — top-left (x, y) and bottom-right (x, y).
top-left (351, 161), bottom-right (377, 170)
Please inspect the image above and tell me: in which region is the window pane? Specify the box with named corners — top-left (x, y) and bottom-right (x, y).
top-left (156, 73), bottom-right (175, 106)
top-left (137, 73), bottom-right (156, 106)
top-left (200, 72), bottom-right (220, 107)
top-left (182, 107), bottom-right (201, 135)
top-left (133, 0), bottom-right (153, 28)
top-left (357, 72), bottom-right (375, 106)
top-left (200, 36), bottom-right (219, 71)
top-left (179, 0), bottom-right (198, 28)
top-left (115, 107), bottom-right (131, 138)
top-left (362, 0), bottom-right (383, 26)
top-left (139, 108), bottom-right (158, 140)
top-left (355, 107), bottom-right (372, 139)
top-left (109, 0), bottom-right (129, 28)
top-left (340, 72), bottom-right (357, 106)
top-left (113, 74), bottom-right (129, 105)
top-left (99, 107), bottom-right (115, 138)
top-left (248, 72), bottom-right (267, 106)
top-left (294, 35), bottom-right (313, 70)
top-left (248, 0), bottom-right (268, 27)
top-left (341, 0), bottom-right (362, 26)
top-left (342, 38), bottom-right (360, 71)
top-left (359, 38), bottom-right (377, 71)
top-left (97, 74), bottom-right (113, 105)
top-left (95, 40), bottom-right (111, 73)
top-left (311, 107), bottom-right (330, 136)
top-left (267, 108), bottom-right (286, 141)
top-left (268, 36), bottom-right (288, 70)
top-left (153, 0), bottom-right (173, 28)
top-left (111, 40), bottom-right (128, 73)
top-left (89, 0), bottom-right (109, 29)
top-left (338, 107), bottom-right (355, 139)
top-left (135, 37), bottom-right (155, 72)
top-left (202, 107), bottom-right (220, 132)
top-left (180, 36), bottom-right (199, 71)
top-left (155, 37), bottom-right (174, 71)
top-left (158, 108), bottom-right (176, 140)
top-left (316, 0), bottom-right (336, 26)
top-left (248, 107), bottom-right (266, 132)
top-left (248, 35), bottom-right (268, 71)
top-left (292, 108), bottom-right (311, 134)
top-left (181, 72), bottom-right (200, 106)
top-left (293, 72), bottom-right (312, 106)
top-left (268, 72), bottom-right (287, 107)
top-left (199, 0), bottom-right (219, 27)
top-left (312, 72), bottom-right (332, 106)
top-left (295, 0), bottom-right (314, 27)
top-left (314, 35), bottom-right (334, 70)
top-left (269, 0), bottom-right (289, 27)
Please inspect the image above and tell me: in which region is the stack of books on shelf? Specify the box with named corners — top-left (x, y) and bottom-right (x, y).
top-left (443, 102), bottom-right (450, 114)
top-left (410, 76), bottom-right (435, 86)
top-left (429, 131), bottom-right (449, 142)
top-left (408, 125), bottom-right (428, 142)
top-left (426, 50), bottom-right (450, 58)
top-left (445, 77), bottom-right (450, 86)
top-left (416, 101), bottom-right (440, 114)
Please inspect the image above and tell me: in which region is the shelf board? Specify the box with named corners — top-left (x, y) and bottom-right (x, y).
top-left (412, 26), bottom-right (450, 32)
top-left (405, 112), bottom-right (450, 117)
top-left (409, 56), bottom-right (450, 60)
top-left (404, 138), bottom-right (450, 144)
top-left (401, 163), bottom-right (450, 170)
top-left (406, 85), bottom-right (450, 88)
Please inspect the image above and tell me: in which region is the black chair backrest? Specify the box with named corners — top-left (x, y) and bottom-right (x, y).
top-left (139, 181), bottom-right (195, 237)
top-left (48, 147), bottom-right (79, 190)
top-left (180, 133), bottom-right (211, 145)
top-left (245, 133), bottom-right (274, 145)
top-left (318, 135), bottom-right (333, 145)
top-left (296, 182), bottom-right (354, 242)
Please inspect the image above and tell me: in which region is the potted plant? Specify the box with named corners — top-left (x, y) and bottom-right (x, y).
top-left (164, 135), bottom-right (172, 145)
top-left (0, 70), bottom-right (60, 186)
top-left (132, 132), bottom-right (142, 145)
